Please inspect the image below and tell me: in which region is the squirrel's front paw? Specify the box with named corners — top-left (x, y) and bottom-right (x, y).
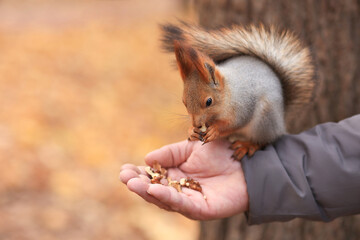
top-left (188, 127), bottom-right (203, 141)
top-left (202, 125), bottom-right (220, 144)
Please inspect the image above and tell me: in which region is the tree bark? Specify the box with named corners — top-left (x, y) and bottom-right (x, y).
top-left (194, 0), bottom-right (360, 239)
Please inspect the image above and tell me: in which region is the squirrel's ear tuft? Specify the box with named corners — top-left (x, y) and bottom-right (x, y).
top-left (174, 41), bottom-right (223, 87)
top-left (174, 41), bottom-right (207, 81)
top-left (174, 40), bottom-right (193, 80)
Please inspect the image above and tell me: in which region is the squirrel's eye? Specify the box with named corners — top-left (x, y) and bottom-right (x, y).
top-left (206, 98), bottom-right (212, 107)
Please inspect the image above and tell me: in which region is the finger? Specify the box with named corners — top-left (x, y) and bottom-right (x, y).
top-left (139, 174), bottom-right (151, 183)
top-left (126, 178), bottom-right (172, 211)
top-left (147, 184), bottom-right (200, 216)
top-left (137, 166), bottom-right (149, 175)
top-left (121, 163), bottom-right (141, 174)
top-left (119, 168), bottom-right (139, 184)
top-left (144, 140), bottom-right (195, 168)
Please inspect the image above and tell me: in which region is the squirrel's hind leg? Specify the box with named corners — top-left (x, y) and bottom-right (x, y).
top-left (230, 141), bottom-right (262, 161)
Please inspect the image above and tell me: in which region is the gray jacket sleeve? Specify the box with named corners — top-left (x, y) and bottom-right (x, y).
top-left (241, 114), bottom-right (360, 225)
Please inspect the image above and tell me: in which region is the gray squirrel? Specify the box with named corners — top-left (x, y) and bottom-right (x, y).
top-left (160, 22), bottom-right (316, 160)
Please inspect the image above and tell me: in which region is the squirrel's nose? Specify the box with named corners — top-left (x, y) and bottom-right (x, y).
top-left (191, 115), bottom-right (206, 129)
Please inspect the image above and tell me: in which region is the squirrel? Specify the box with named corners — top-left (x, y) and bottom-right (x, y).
top-left (160, 22), bottom-right (316, 160)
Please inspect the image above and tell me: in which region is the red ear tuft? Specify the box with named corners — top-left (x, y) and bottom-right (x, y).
top-left (174, 40), bottom-right (192, 80)
top-left (173, 41), bottom-right (222, 86)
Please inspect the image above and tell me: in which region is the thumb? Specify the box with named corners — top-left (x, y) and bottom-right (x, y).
top-left (144, 140), bottom-right (196, 168)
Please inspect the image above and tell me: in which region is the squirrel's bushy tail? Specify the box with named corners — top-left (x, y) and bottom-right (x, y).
top-left (160, 22), bottom-right (316, 111)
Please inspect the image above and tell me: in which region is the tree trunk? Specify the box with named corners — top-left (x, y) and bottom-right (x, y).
top-left (194, 0), bottom-right (360, 239)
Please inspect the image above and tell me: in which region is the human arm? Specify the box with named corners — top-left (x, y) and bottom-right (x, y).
top-left (120, 115), bottom-right (360, 223)
top-left (242, 114), bottom-right (360, 224)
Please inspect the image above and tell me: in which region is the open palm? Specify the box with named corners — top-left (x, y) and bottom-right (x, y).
top-left (120, 140), bottom-right (249, 220)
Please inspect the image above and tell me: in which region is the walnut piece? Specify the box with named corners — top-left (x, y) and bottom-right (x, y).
top-left (167, 177), bottom-right (182, 193)
top-left (199, 124), bottom-right (207, 133)
top-left (179, 177), bottom-right (202, 192)
top-left (145, 162), bottom-right (167, 184)
top-left (145, 161), bottom-right (204, 197)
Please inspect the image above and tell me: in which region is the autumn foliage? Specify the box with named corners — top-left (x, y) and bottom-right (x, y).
top-left (0, 1), bottom-right (197, 239)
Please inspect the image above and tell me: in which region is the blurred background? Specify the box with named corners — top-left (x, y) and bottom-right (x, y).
top-left (0, 0), bottom-right (198, 239)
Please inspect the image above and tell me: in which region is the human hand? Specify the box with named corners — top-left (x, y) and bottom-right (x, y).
top-left (120, 139), bottom-right (249, 220)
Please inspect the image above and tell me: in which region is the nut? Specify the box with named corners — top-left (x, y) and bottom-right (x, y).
top-left (145, 162), bottom-right (167, 184)
top-left (168, 178), bottom-right (182, 192)
top-left (179, 178), bottom-right (186, 186)
top-left (199, 124), bottom-right (207, 133)
top-left (151, 175), bottom-right (162, 184)
top-left (146, 162), bottom-right (204, 197)
top-left (179, 178), bottom-right (203, 193)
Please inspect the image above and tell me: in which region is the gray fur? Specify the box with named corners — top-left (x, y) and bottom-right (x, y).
top-left (218, 56), bottom-right (286, 144)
